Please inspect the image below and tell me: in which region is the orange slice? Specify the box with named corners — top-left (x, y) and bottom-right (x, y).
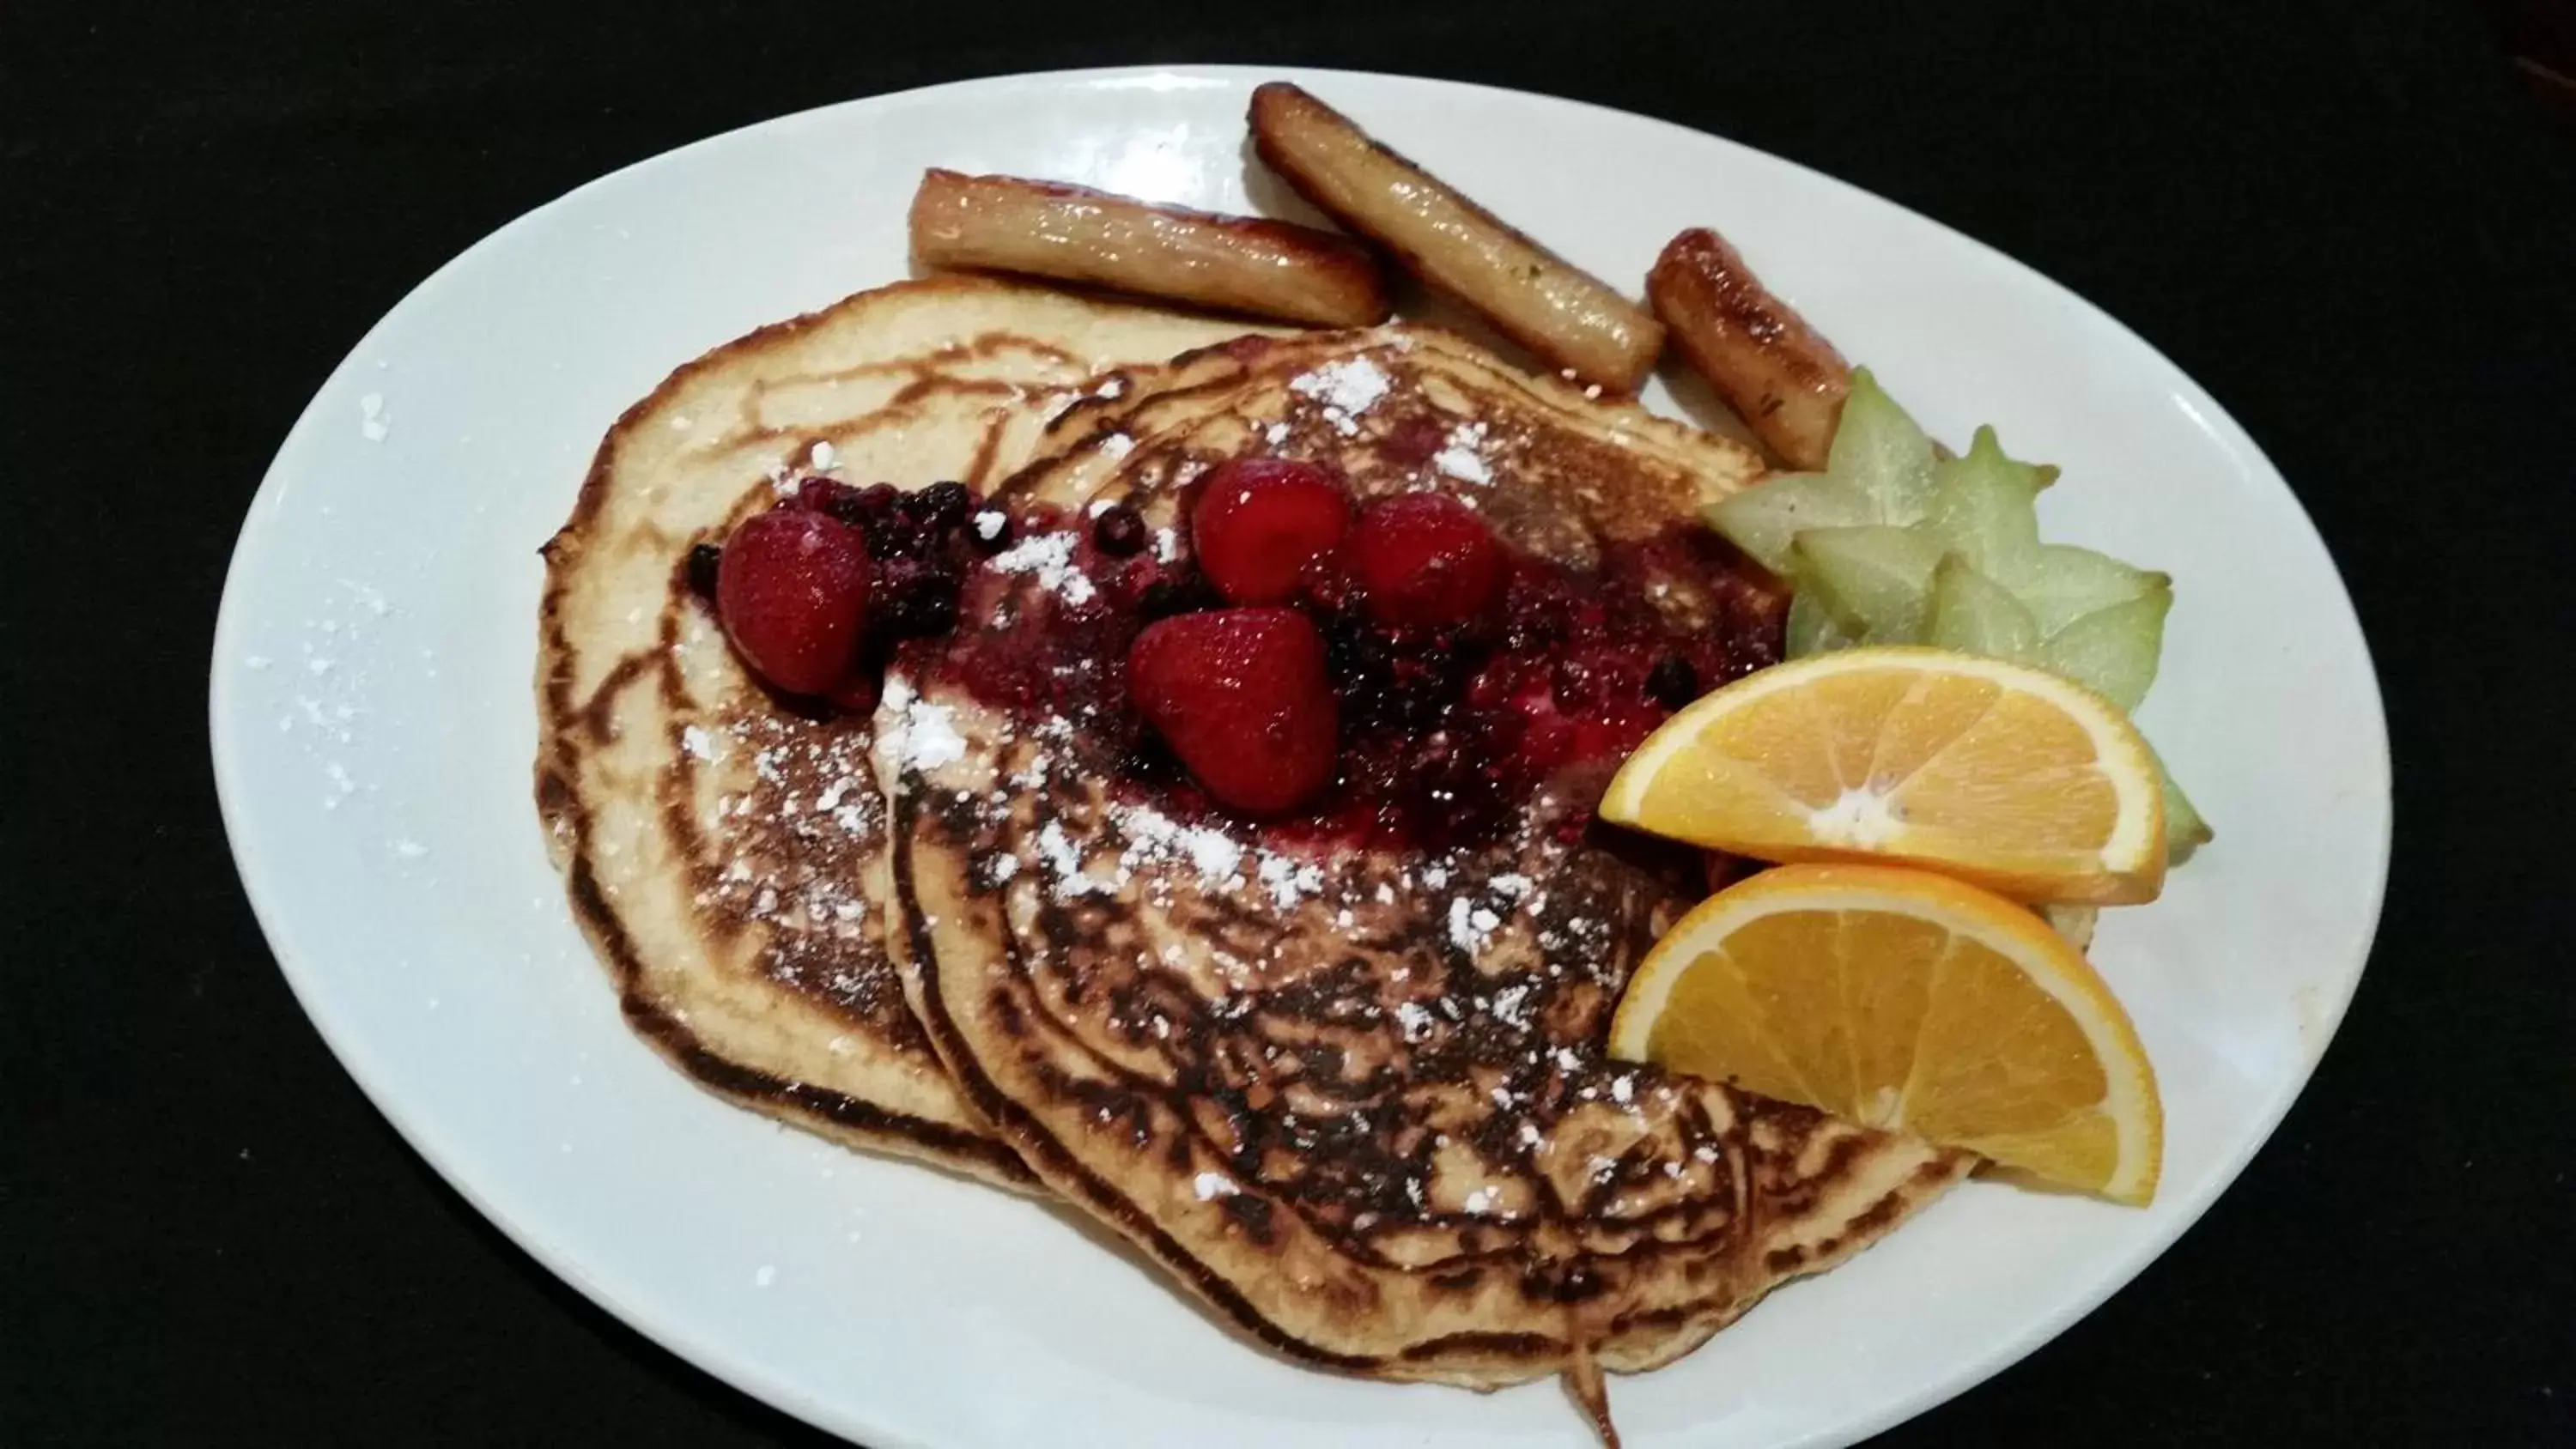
top-left (1608, 863), bottom-right (2162, 1203)
top-left (1601, 646), bottom-right (2166, 904)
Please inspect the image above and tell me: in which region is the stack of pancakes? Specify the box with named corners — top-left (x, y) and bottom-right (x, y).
top-left (537, 276), bottom-right (1968, 1426)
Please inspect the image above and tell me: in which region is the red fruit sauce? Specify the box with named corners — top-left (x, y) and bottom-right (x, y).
top-left (928, 483), bottom-right (1786, 851)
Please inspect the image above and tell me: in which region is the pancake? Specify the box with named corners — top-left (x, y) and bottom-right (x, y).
top-left (874, 326), bottom-right (1973, 1411)
top-left (534, 276), bottom-right (1269, 1185)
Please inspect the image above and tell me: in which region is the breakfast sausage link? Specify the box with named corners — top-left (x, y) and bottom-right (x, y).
top-left (908, 169), bottom-right (1390, 327)
top-left (1249, 82), bottom-right (1665, 394)
top-left (1647, 227), bottom-right (1852, 470)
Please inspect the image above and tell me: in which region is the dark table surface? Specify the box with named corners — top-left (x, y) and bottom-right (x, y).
top-left (8, 2), bottom-right (2573, 1444)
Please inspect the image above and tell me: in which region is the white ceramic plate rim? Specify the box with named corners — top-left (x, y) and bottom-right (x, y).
top-left (211, 64), bottom-right (2391, 1449)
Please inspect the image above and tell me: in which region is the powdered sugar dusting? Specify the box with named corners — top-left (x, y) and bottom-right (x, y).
top-left (1037, 821), bottom-right (1111, 897)
top-left (263, 591), bottom-right (404, 815)
top-left (1290, 357), bottom-right (1390, 436)
top-left (1016, 785), bottom-right (1344, 912)
top-left (1259, 854), bottom-right (1327, 910)
top-left (872, 674), bottom-right (966, 774)
top-left (1114, 803), bottom-right (1245, 880)
top-left (897, 700), bottom-right (964, 770)
top-left (686, 696), bottom-right (892, 985)
top-left (987, 530), bottom-right (1097, 606)
top-left (1394, 1000), bottom-right (1434, 1042)
top-left (1431, 421), bottom-right (1492, 485)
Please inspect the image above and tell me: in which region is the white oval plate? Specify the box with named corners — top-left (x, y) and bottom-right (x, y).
top-left (210, 65), bottom-right (2390, 1449)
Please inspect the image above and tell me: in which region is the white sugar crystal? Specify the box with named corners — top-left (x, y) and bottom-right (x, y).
top-left (1039, 821), bottom-right (1108, 896)
top-left (1256, 854), bottom-right (1319, 909)
top-left (987, 530), bottom-right (1097, 605)
top-left (1114, 803), bottom-right (1246, 882)
top-left (1394, 1001), bottom-right (1433, 1042)
top-left (1447, 897), bottom-right (1485, 954)
top-left (1182, 828), bottom-right (1242, 878)
top-left (1291, 358), bottom-right (1389, 424)
top-left (1431, 421), bottom-right (1492, 484)
top-left (900, 700), bottom-right (964, 770)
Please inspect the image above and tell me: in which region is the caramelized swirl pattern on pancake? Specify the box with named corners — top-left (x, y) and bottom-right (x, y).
top-left (880, 328), bottom-right (1971, 1392)
top-left (535, 277), bottom-right (1267, 1183)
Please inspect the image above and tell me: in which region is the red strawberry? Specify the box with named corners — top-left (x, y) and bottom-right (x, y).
top-left (716, 508), bottom-right (872, 695)
top-left (1128, 608), bottom-right (1339, 815)
top-left (1348, 492), bottom-right (1504, 627)
top-left (1190, 458), bottom-right (1352, 605)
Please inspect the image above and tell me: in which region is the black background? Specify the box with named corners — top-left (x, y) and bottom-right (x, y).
top-left (7, 2), bottom-right (2573, 1444)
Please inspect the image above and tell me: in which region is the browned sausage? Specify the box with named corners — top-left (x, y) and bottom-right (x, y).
top-left (908, 168), bottom-right (1389, 327)
top-left (1647, 227), bottom-right (1853, 470)
top-left (1249, 82), bottom-right (1664, 392)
